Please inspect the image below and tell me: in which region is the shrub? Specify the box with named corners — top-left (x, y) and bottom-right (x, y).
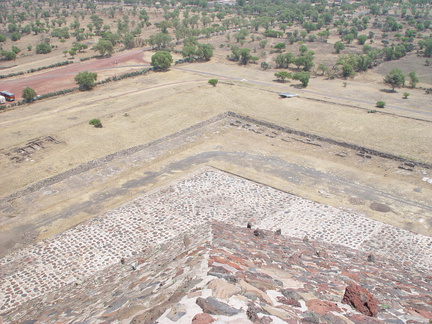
top-left (208, 79), bottom-right (218, 87)
top-left (36, 42), bottom-right (52, 54)
top-left (376, 101), bottom-right (386, 108)
top-left (403, 92), bottom-right (410, 99)
top-left (89, 118), bottom-right (102, 128)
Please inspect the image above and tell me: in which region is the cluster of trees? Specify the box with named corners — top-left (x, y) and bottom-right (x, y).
top-left (274, 70), bottom-right (311, 87)
top-left (383, 69), bottom-right (419, 91)
top-left (181, 37), bottom-right (214, 61)
top-left (274, 44), bottom-right (315, 72)
top-left (229, 46), bottom-right (258, 65)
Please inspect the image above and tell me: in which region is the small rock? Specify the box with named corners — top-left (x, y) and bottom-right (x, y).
top-left (166, 303), bottom-right (186, 321)
top-left (208, 278), bottom-right (241, 300)
top-left (192, 313), bottom-right (216, 324)
top-left (277, 296), bottom-right (301, 307)
top-left (247, 304), bottom-right (261, 322)
top-left (196, 296), bottom-right (241, 316)
top-left (342, 284), bottom-right (378, 317)
top-left (275, 229), bottom-right (282, 235)
top-left (254, 229), bottom-right (265, 237)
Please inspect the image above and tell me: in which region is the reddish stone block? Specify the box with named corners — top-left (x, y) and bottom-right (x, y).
top-left (306, 298), bottom-right (342, 316)
top-left (342, 284), bottom-right (378, 317)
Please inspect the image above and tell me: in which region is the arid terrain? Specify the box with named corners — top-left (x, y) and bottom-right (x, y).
top-left (0, 0), bottom-right (432, 320)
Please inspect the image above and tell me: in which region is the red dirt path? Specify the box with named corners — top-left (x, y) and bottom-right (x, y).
top-left (1, 49), bottom-right (150, 100)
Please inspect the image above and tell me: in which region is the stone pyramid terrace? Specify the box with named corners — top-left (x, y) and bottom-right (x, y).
top-left (0, 169), bottom-right (431, 323)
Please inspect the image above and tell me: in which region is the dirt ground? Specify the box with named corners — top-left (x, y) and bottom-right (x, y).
top-left (1, 54), bottom-right (432, 256)
top-left (1, 5), bottom-right (431, 255)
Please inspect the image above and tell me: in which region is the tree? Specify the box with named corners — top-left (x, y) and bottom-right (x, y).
top-left (197, 43), bottom-right (213, 61)
top-left (274, 43), bottom-right (286, 52)
top-left (357, 35), bottom-right (367, 45)
top-left (293, 71), bottom-right (310, 87)
top-left (408, 71), bottom-right (419, 88)
top-left (0, 34), bottom-right (6, 42)
top-left (261, 62), bottom-right (271, 70)
top-left (274, 71), bottom-right (292, 82)
top-left (148, 32), bottom-right (171, 49)
top-left (22, 87), bottom-right (37, 102)
top-left (1, 51), bottom-right (16, 61)
top-left (151, 51), bottom-right (173, 69)
top-left (11, 32), bottom-right (21, 41)
top-left (75, 71), bottom-right (98, 90)
top-left (92, 39), bottom-right (114, 56)
top-left (239, 48), bottom-right (252, 65)
top-left (36, 43), bottom-right (52, 54)
top-left (334, 41), bottom-right (345, 54)
top-left (123, 33), bottom-right (135, 49)
top-left (384, 68), bottom-right (405, 91)
top-left (208, 79), bottom-right (218, 87)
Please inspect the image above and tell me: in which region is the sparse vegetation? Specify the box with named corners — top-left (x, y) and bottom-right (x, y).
top-left (89, 118), bottom-right (102, 128)
top-left (376, 101), bottom-right (386, 108)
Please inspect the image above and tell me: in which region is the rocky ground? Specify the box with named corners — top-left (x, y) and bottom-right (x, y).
top-left (0, 169), bottom-right (431, 323)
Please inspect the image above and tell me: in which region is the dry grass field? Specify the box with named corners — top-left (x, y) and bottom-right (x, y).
top-left (1, 2), bottom-right (431, 255)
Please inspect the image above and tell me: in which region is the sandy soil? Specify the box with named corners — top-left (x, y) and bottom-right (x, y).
top-left (0, 6), bottom-right (431, 255)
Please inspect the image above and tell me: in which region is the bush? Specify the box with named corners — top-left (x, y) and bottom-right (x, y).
top-left (208, 79), bottom-right (218, 87)
top-left (376, 101), bottom-right (386, 108)
top-left (22, 87), bottom-right (37, 102)
top-left (36, 42), bottom-right (52, 54)
top-left (75, 71), bottom-right (98, 90)
top-left (89, 118), bottom-right (102, 128)
top-left (11, 32), bottom-right (21, 41)
top-left (403, 92), bottom-right (410, 99)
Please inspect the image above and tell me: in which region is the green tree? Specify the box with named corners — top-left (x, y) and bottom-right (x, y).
top-left (151, 51), bottom-right (173, 69)
top-left (208, 79), bottom-right (218, 87)
top-left (293, 71), bottom-right (310, 87)
top-left (1, 51), bottom-right (16, 61)
top-left (36, 42), bottom-right (52, 54)
top-left (0, 34), bottom-right (6, 42)
top-left (22, 87), bottom-right (37, 102)
top-left (261, 62), bottom-right (271, 70)
top-left (123, 33), bottom-right (135, 49)
top-left (408, 71), bottom-right (419, 88)
top-left (197, 43), bottom-right (213, 61)
top-left (274, 43), bottom-right (286, 52)
top-left (357, 35), bottom-right (367, 45)
top-left (11, 46), bottom-right (20, 54)
top-left (384, 68), bottom-right (405, 91)
top-left (239, 48), bottom-right (252, 65)
top-left (92, 39), bottom-right (114, 56)
top-left (11, 32), bottom-right (21, 41)
top-left (148, 32), bottom-right (171, 49)
top-left (274, 71), bottom-right (292, 82)
top-left (334, 41), bottom-right (345, 53)
top-left (75, 71), bottom-right (98, 90)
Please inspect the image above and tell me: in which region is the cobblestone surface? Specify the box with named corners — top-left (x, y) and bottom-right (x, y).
top-left (1, 169), bottom-right (431, 317)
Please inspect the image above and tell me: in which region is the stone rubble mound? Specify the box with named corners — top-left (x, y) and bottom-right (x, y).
top-left (3, 222), bottom-right (431, 324)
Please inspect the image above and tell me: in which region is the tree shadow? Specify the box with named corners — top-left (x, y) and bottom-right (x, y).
top-left (379, 88), bottom-right (396, 93)
top-left (290, 84), bottom-right (305, 89)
